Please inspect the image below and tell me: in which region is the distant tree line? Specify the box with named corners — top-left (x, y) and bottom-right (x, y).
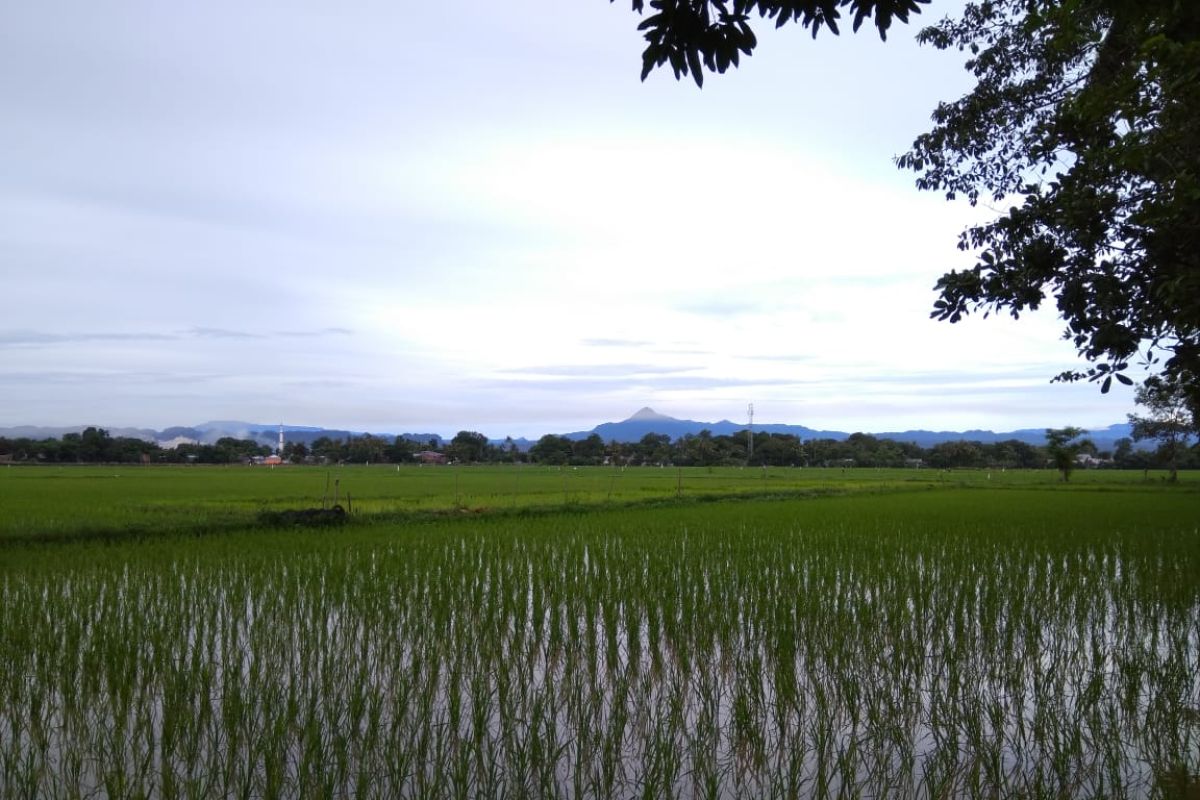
top-left (0, 427), bottom-right (163, 464)
top-left (0, 427), bottom-right (275, 465)
top-left (521, 430), bottom-right (1196, 471)
top-left (3, 427), bottom-right (1196, 472)
top-left (0, 429), bottom-right (430, 466)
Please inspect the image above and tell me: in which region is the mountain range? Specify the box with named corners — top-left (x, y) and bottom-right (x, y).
top-left (566, 408), bottom-right (1135, 452)
top-left (0, 408), bottom-right (1137, 452)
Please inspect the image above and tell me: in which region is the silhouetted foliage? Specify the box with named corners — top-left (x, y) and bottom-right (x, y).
top-left (616, 0), bottom-right (929, 86)
top-left (622, 0), bottom-right (1200, 417)
top-left (530, 435), bottom-right (576, 466)
top-left (898, 0), bottom-right (1200, 413)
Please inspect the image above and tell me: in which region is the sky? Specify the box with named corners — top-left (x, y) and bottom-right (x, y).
top-left (1, 0), bottom-right (1146, 439)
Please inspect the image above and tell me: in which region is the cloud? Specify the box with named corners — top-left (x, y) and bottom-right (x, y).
top-left (276, 327), bottom-right (353, 338)
top-left (0, 0), bottom-right (1141, 435)
top-left (580, 337), bottom-right (652, 348)
top-left (654, 348), bottom-right (714, 356)
top-left (743, 354), bottom-right (816, 363)
top-left (0, 327), bottom-right (355, 348)
top-left (278, 377), bottom-right (363, 389)
top-left (480, 373), bottom-right (807, 394)
top-left (187, 327), bottom-right (262, 340)
top-left (188, 327), bottom-right (353, 340)
top-left (654, 375), bottom-right (811, 390)
top-left (0, 330), bottom-right (179, 347)
top-left (0, 370), bottom-right (219, 385)
top-left (849, 366), bottom-right (1057, 387)
top-left (500, 363), bottom-right (697, 378)
top-left (676, 300), bottom-right (767, 317)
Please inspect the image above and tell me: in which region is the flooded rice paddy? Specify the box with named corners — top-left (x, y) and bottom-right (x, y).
top-left (2, 489), bottom-right (1198, 798)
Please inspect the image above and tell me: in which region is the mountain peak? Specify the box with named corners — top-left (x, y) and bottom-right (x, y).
top-left (626, 407), bottom-right (675, 422)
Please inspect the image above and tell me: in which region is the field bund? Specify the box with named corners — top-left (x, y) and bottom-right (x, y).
top-left (1, 466), bottom-right (1198, 798)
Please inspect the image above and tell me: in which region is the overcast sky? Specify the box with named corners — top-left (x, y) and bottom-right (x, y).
top-left (1, 0), bottom-right (1144, 438)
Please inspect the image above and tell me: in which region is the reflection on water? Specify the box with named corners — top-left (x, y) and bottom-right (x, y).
top-left (2, 524), bottom-right (1198, 798)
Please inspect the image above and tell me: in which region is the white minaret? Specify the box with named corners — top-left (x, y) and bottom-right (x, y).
top-left (277, 424), bottom-right (284, 455)
top-left (747, 403), bottom-right (754, 461)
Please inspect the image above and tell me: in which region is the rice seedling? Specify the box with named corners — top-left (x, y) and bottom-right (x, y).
top-left (1, 481), bottom-right (1197, 798)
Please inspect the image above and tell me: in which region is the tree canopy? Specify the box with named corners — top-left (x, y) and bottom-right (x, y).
top-left (447, 431), bottom-right (491, 463)
top-left (1044, 426), bottom-right (1090, 481)
top-left (620, 0), bottom-right (1200, 417)
top-left (1128, 375), bottom-right (1196, 480)
top-left (614, 0), bottom-right (929, 86)
top-left (898, 0), bottom-right (1200, 414)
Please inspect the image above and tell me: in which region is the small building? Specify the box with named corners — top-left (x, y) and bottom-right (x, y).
top-left (1074, 453), bottom-right (1110, 468)
top-left (415, 450), bottom-right (448, 465)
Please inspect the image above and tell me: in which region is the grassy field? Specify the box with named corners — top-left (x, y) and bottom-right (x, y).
top-left (1, 467), bottom-right (1197, 798)
top-left (1, 462), bottom-right (1193, 541)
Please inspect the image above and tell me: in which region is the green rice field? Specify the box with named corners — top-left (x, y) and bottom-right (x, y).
top-left (1, 466), bottom-right (1198, 798)
top-left (0, 463), bottom-right (1190, 542)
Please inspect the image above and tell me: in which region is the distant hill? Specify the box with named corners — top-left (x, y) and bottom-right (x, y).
top-left (566, 407), bottom-right (843, 443)
top-left (259, 427), bottom-right (530, 451)
top-left (0, 422), bottom-right (446, 449)
top-left (562, 408), bottom-right (1136, 452)
top-left (873, 423), bottom-right (1135, 451)
top-left (0, 424), bottom-right (163, 442)
top-left (191, 423), bottom-right (445, 449)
